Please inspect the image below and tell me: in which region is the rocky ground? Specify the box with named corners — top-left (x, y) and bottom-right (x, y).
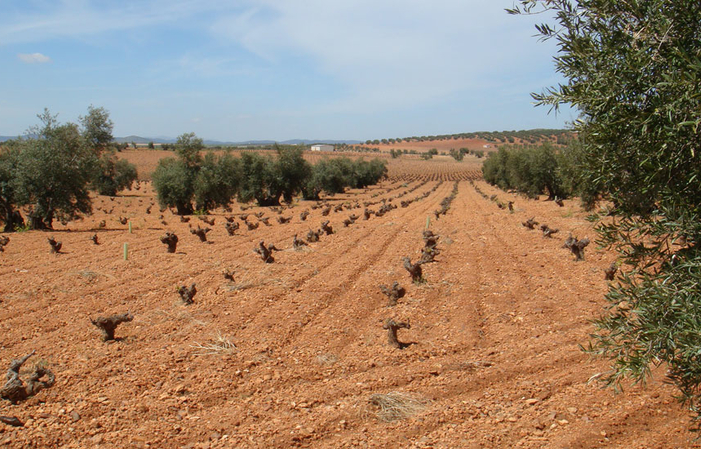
top-left (0, 154), bottom-right (696, 448)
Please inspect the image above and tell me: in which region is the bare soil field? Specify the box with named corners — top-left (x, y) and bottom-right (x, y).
top-left (0, 154), bottom-right (696, 448)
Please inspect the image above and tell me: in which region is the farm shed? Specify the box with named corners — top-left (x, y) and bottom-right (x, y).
top-left (310, 144), bottom-right (334, 152)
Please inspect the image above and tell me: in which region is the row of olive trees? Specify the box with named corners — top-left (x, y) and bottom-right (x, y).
top-left (0, 107), bottom-right (137, 231)
top-left (481, 142), bottom-right (586, 203)
top-left (152, 135), bottom-right (387, 213)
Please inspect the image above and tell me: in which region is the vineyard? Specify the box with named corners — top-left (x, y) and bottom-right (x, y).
top-left (0, 153), bottom-right (695, 448)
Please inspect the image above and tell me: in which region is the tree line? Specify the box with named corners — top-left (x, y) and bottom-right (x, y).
top-left (152, 133), bottom-right (388, 214)
top-left (481, 141), bottom-right (589, 204)
top-left (0, 108), bottom-right (388, 231)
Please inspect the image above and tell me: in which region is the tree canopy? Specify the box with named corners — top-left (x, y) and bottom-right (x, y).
top-left (0, 107), bottom-right (137, 230)
top-left (511, 0), bottom-right (701, 424)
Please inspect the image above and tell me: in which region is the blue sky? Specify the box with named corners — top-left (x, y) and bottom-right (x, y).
top-left (0, 0), bottom-right (574, 141)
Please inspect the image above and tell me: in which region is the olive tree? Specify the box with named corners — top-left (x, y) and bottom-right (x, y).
top-left (0, 146), bottom-right (23, 231)
top-left (237, 146), bottom-right (312, 206)
top-left (194, 152), bottom-right (240, 211)
top-left (153, 133), bottom-right (239, 214)
top-left (13, 110), bottom-right (96, 229)
top-left (153, 133), bottom-right (204, 214)
top-left (80, 105), bottom-right (113, 153)
top-left (510, 0), bottom-right (701, 424)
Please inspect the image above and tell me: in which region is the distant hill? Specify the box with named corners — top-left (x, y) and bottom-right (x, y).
top-left (1, 135), bottom-right (361, 146)
top-left (354, 129), bottom-right (576, 153)
top-left (113, 136), bottom-right (362, 146)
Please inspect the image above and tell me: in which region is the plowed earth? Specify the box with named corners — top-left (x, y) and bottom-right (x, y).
top-left (0, 155), bottom-right (697, 448)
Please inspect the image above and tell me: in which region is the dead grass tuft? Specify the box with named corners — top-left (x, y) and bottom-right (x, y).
top-left (191, 331), bottom-right (237, 356)
top-left (363, 392), bottom-right (430, 422)
top-left (315, 353), bottom-right (338, 366)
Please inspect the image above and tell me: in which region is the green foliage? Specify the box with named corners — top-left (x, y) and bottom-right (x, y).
top-left (236, 146), bottom-right (317, 206)
top-left (175, 132), bottom-right (204, 169)
top-left (511, 0), bottom-right (701, 424)
top-left (194, 152), bottom-right (240, 211)
top-left (237, 152), bottom-right (280, 206)
top-left (0, 147), bottom-right (23, 232)
top-left (153, 132), bottom-right (242, 214)
top-left (353, 158), bottom-right (387, 188)
top-left (13, 109), bottom-right (100, 229)
top-left (92, 155), bottom-right (138, 196)
top-left (13, 222), bottom-right (31, 233)
top-left (302, 157), bottom-right (386, 200)
top-left (482, 143), bottom-right (569, 199)
top-left (152, 157), bottom-right (194, 215)
top-left (302, 158), bottom-right (349, 199)
top-left (80, 105), bottom-right (113, 153)
top-left (449, 148), bottom-right (464, 161)
top-left (274, 146), bottom-right (312, 203)
top-left (148, 141), bottom-right (155, 149)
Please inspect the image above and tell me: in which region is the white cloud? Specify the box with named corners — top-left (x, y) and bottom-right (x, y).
top-left (209, 0), bottom-right (557, 112)
top-left (17, 52), bottom-right (51, 63)
top-left (0, 0), bottom-right (227, 45)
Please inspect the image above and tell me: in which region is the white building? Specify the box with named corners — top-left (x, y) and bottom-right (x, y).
top-left (310, 144), bottom-right (334, 152)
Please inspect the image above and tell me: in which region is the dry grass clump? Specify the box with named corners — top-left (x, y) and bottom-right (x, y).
top-left (190, 331), bottom-right (237, 356)
top-left (363, 391), bottom-right (430, 422)
top-left (315, 353), bottom-right (338, 366)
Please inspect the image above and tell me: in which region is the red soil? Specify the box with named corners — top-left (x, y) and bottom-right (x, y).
top-left (0, 155), bottom-right (696, 448)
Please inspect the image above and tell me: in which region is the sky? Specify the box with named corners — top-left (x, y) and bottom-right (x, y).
top-left (0, 0), bottom-right (575, 142)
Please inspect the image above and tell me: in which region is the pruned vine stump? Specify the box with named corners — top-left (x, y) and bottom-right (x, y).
top-left (321, 221), bottom-right (333, 235)
top-left (379, 282), bottom-right (406, 306)
top-left (178, 283), bottom-right (197, 305)
top-left (0, 352), bottom-right (55, 404)
top-left (160, 232), bottom-right (178, 253)
top-left (522, 218), bottom-right (538, 230)
top-left (293, 234), bottom-right (308, 250)
top-left (604, 262), bottom-right (617, 281)
top-left (190, 226), bottom-right (211, 242)
top-left (383, 319), bottom-right (410, 349)
top-left (48, 237), bottom-right (62, 254)
top-left (90, 312), bottom-right (134, 341)
top-left (564, 235), bottom-right (590, 261)
top-left (402, 257), bottom-right (423, 283)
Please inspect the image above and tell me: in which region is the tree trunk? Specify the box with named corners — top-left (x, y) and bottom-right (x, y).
top-left (2, 208), bottom-right (24, 233)
top-left (255, 195), bottom-right (280, 207)
top-left (175, 202), bottom-right (193, 216)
